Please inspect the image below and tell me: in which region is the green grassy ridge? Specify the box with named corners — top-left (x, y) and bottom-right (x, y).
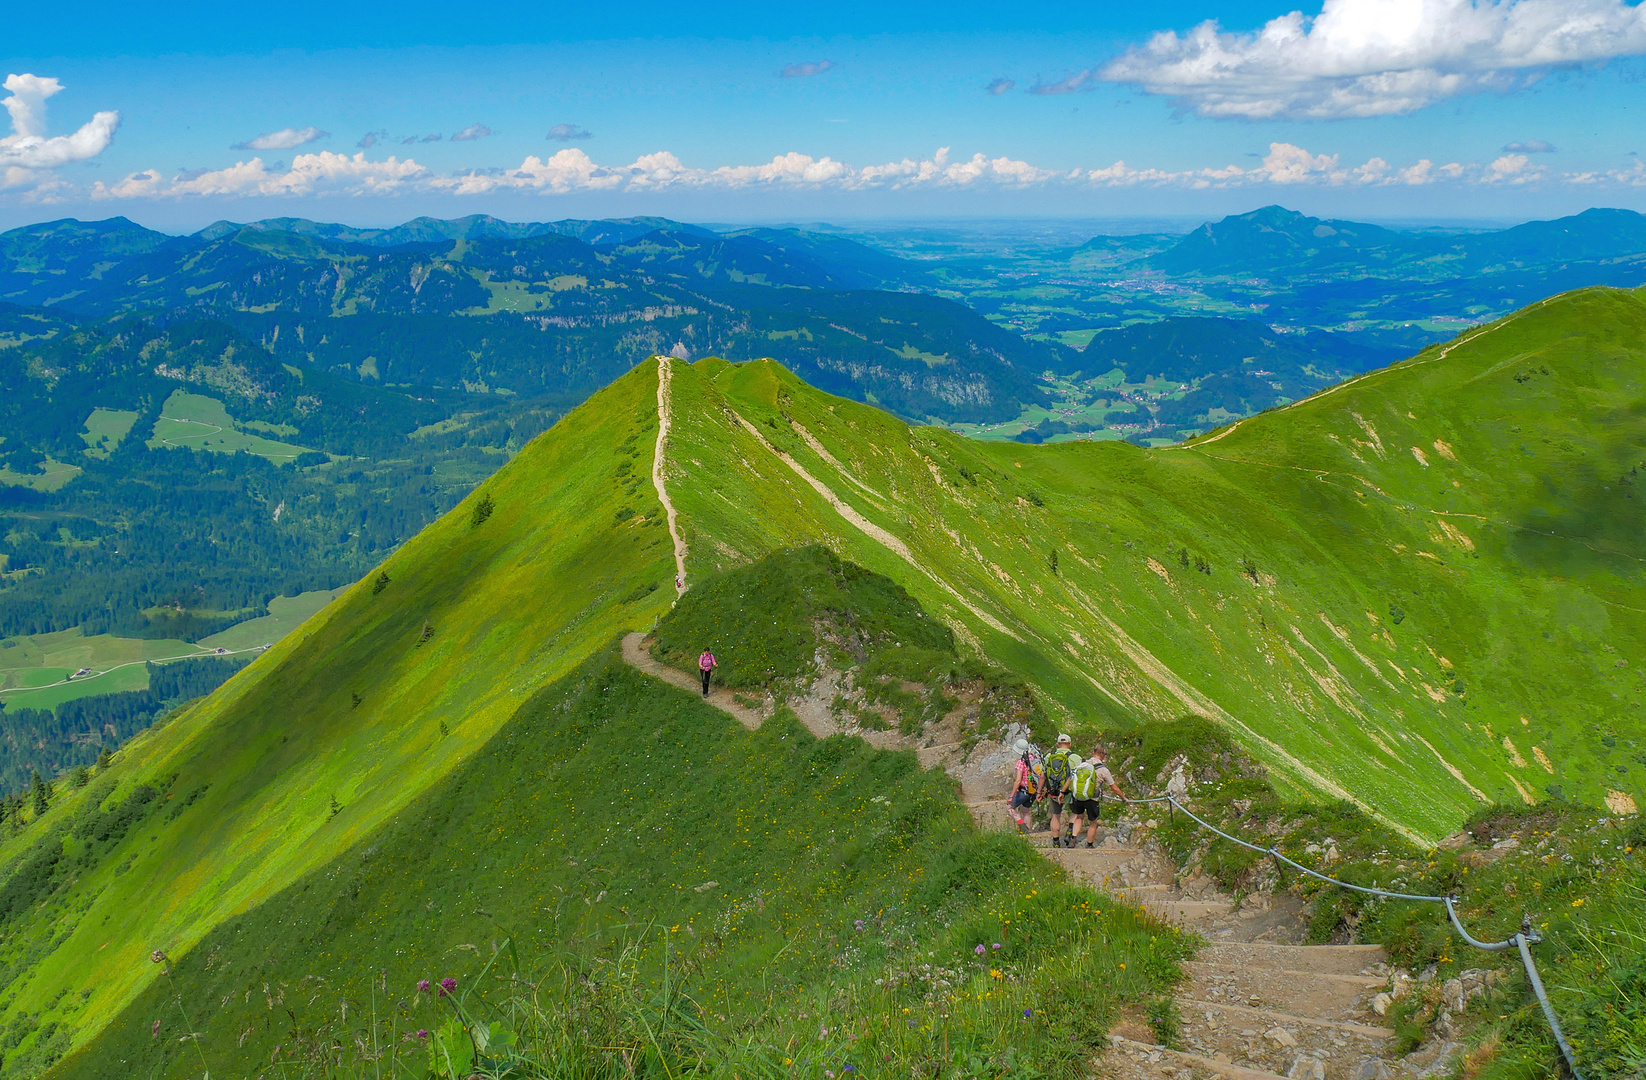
top-left (7, 283), bottom-right (1646, 1064)
top-left (650, 291), bottom-right (1644, 837)
top-left (52, 648), bottom-right (1186, 1079)
top-left (0, 365), bottom-right (677, 1064)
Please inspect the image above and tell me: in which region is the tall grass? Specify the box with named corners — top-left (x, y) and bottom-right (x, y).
top-left (258, 883), bottom-right (1188, 1080)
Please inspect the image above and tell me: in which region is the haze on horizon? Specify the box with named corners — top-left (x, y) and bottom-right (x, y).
top-left (5, 0), bottom-right (1646, 231)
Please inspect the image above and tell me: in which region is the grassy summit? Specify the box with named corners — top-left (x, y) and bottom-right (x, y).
top-left (2, 285), bottom-right (1645, 1071)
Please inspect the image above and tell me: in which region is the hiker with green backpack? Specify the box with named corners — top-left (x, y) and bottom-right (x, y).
top-left (1044, 734), bottom-right (1076, 848)
top-left (1066, 744), bottom-right (1127, 849)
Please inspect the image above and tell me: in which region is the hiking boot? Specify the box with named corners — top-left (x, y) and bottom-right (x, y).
top-left (1084, 841), bottom-right (1095, 849)
top-left (1050, 836), bottom-right (1062, 848)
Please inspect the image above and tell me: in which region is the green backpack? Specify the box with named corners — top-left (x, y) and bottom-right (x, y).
top-left (1070, 761), bottom-right (1102, 801)
top-left (1045, 749), bottom-right (1073, 791)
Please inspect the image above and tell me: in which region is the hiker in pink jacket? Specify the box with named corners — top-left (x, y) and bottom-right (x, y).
top-left (698, 650), bottom-right (717, 697)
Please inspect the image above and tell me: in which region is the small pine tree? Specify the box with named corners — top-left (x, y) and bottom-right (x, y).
top-left (470, 493), bottom-right (494, 530)
top-left (1179, 547), bottom-right (1190, 568)
top-left (439, 720), bottom-right (450, 737)
top-left (351, 691), bottom-right (363, 709)
top-left (30, 770), bottom-right (49, 817)
top-left (329, 795), bottom-right (342, 818)
top-left (418, 621), bottom-right (433, 645)
top-left (372, 571), bottom-right (391, 595)
top-left (1047, 549), bottom-right (1059, 575)
top-left (72, 765), bottom-right (91, 789)
top-left (96, 746), bottom-right (112, 770)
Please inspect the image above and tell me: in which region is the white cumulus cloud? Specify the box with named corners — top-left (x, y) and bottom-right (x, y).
top-left (1099, 0), bottom-right (1646, 119)
top-left (73, 139), bottom-right (1646, 203)
top-left (0, 73), bottom-right (120, 173)
top-left (92, 152), bottom-right (425, 200)
top-left (233, 126), bottom-right (329, 151)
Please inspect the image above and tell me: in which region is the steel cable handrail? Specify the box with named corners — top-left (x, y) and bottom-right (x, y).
top-left (1110, 789), bottom-right (1585, 1078)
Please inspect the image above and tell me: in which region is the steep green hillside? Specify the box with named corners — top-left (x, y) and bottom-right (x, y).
top-left (4, 285), bottom-right (1646, 1070)
top-left (0, 367), bottom-right (678, 1069)
top-left (53, 648), bottom-right (1180, 1078)
top-left (647, 288), bottom-right (1644, 841)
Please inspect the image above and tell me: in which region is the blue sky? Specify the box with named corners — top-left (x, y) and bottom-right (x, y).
top-left (5, 0), bottom-right (1646, 231)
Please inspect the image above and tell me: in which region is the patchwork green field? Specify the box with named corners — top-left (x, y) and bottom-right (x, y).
top-left (1, 285), bottom-right (1644, 1075)
top-left (0, 630), bottom-right (197, 710)
top-left (144, 390), bottom-right (313, 462)
top-left (195, 588), bottom-right (346, 652)
top-left (0, 589), bottom-right (345, 714)
top-left (0, 456), bottom-right (82, 491)
top-left (76, 409), bottom-right (139, 459)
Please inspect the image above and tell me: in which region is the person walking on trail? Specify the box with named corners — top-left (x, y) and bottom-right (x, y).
top-left (1043, 734), bottom-right (1075, 847)
top-left (1067, 744), bottom-right (1127, 849)
top-left (697, 649), bottom-right (717, 697)
top-left (1007, 739), bottom-right (1041, 834)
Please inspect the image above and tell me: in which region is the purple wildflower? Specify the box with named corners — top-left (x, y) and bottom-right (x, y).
top-left (991, 942), bottom-right (1002, 950)
top-left (416, 1029), bottom-right (429, 1041)
top-left (439, 977), bottom-right (457, 996)
top-left (854, 920), bottom-right (864, 929)
top-left (416, 979), bottom-right (430, 993)
top-left (1023, 1008), bottom-right (1033, 1019)
top-left (974, 944), bottom-right (986, 955)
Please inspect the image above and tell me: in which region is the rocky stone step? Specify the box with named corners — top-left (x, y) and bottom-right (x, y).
top-left (1104, 1035), bottom-right (1292, 1080)
top-left (1183, 961), bottom-right (1383, 1024)
top-left (1174, 998), bottom-right (1393, 1080)
top-left (1179, 998), bottom-right (1392, 1038)
top-left (1042, 847), bottom-right (1144, 883)
top-left (1199, 941), bottom-right (1387, 979)
top-left (1142, 897), bottom-right (1237, 923)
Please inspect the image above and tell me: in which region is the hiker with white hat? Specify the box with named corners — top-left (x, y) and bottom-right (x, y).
top-left (1007, 738), bottom-right (1043, 834)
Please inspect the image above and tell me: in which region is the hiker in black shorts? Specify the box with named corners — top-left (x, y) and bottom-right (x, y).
top-left (1066, 744), bottom-right (1128, 849)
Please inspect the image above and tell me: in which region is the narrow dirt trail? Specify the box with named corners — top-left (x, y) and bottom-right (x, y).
top-left (617, 641), bottom-right (1416, 1079)
top-left (652, 358), bottom-right (689, 595)
top-left (621, 632), bottom-right (763, 729)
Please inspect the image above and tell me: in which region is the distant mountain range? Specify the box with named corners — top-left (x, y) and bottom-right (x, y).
top-left (1137, 204), bottom-right (1646, 280)
top-left (0, 215), bottom-right (1057, 423)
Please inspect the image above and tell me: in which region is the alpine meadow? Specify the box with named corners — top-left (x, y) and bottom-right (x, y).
top-left (0, 274), bottom-right (1643, 1077)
